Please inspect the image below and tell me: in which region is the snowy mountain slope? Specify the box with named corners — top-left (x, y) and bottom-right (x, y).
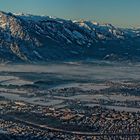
top-left (0, 11), bottom-right (140, 63)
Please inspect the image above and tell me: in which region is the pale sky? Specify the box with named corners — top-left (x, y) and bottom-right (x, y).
top-left (0, 0), bottom-right (140, 28)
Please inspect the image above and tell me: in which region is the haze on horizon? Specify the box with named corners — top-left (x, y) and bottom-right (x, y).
top-left (0, 0), bottom-right (140, 28)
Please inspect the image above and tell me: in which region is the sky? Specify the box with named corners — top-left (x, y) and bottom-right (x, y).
top-left (0, 0), bottom-right (140, 28)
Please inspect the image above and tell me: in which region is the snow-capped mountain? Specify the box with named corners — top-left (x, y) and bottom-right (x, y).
top-left (0, 11), bottom-right (140, 63)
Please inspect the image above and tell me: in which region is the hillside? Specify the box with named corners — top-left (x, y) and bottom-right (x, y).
top-left (0, 11), bottom-right (140, 63)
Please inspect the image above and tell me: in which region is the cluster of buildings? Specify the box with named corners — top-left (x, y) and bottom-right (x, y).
top-left (0, 80), bottom-right (140, 139)
top-left (0, 98), bottom-right (140, 139)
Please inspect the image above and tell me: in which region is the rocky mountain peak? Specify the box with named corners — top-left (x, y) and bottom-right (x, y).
top-left (0, 11), bottom-right (139, 63)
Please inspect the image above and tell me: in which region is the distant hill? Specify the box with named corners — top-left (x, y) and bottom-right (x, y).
top-left (0, 11), bottom-right (140, 63)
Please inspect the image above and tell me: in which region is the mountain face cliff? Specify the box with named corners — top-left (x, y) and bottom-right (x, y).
top-left (0, 11), bottom-right (140, 63)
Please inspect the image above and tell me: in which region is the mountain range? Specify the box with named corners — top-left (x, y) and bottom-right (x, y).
top-left (0, 11), bottom-right (140, 63)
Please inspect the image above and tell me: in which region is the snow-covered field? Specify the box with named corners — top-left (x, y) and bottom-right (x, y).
top-left (53, 94), bottom-right (140, 102)
top-left (0, 61), bottom-right (139, 111)
top-left (0, 92), bottom-right (63, 106)
top-left (0, 76), bottom-right (33, 86)
top-left (85, 104), bottom-right (140, 112)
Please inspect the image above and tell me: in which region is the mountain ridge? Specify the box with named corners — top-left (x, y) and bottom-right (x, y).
top-left (0, 11), bottom-right (140, 63)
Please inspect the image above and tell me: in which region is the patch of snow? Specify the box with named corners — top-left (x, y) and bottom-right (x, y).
top-left (33, 50), bottom-right (42, 59)
top-left (73, 30), bottom-right (84, 39)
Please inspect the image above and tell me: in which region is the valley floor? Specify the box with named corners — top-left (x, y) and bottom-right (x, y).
top-left (0, 61), bottom-right (140, 139)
